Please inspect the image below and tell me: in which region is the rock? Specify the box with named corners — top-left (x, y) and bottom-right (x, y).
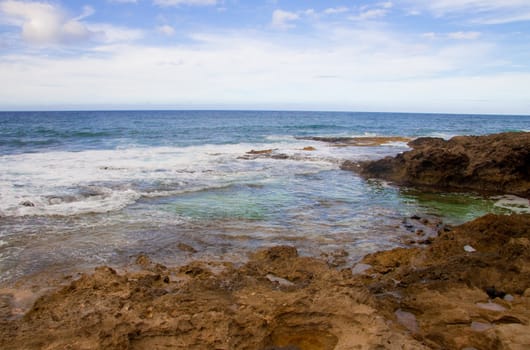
top-left (246, 149), bottom-right (274, 155)
top-left (357, 213), bottom-right (530, 349)
top-left (265, 274), bottom-right (295, 287)
top-left (301, 146), bottom-right (316, 151)
top-left (19, 201), bottom-right (35, 207)
top-left (485, 286), bottom-right (506, 299)
top-left (470, 321), bottom-right (493, 332)
top-left (476, 302), bottom-right (507, 312)
top-left (297, 136), bottom-right (411, 147)
top-left (464, 245), bottom-right (476, 252)
top-left (395, 309), bottom-right (420, 333)
top-left (345, 132), bottom-right (530, 198)
top-left (177, 243), bottom-right (197, 253)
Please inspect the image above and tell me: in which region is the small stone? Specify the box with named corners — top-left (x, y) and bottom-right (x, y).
top-left (476, 302), bottom-right (506, 312)
top-left (266, 274), bottom-right (294, 287)
top-left (20, 200), bottom-right (35, 207)
top-left (503, 294), bottom-right (514, 302)
top-left (471, 321), bottom-right (493, 332)
top-left (464, 245), bottom-right (476, 252)
top-left (302, 146), bottom-right (316, 151)
top-left (395, 309), bottom-right (419, 333)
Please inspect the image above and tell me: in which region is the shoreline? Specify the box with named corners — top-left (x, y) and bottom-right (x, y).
top-left (1, 213), bottom-right (529, 349)
top-left (1, 131), bottom-right (529, 349)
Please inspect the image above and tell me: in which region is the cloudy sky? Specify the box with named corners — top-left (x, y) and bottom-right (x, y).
top-left (1, 0), bottom-right (529, 114)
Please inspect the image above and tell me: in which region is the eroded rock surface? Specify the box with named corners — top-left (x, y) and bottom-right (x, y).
top-left (0, 246), bottom-right (425, 350)
top-left (358, 213), bottom-right (530, 350)
top-left (1, 214), bottom-right (529, 349)
top-left (343, 132), bottom-right (530, 198)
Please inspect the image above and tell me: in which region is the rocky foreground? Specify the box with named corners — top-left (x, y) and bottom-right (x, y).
top-left (342, 132), bottom-right (530, 198)
top-left (0, 213), bottom-right (529, 350)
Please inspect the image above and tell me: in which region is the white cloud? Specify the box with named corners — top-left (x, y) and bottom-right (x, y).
top-left (157, 24), bottom-right (175, 36)
top-left (0, 0), bottom-right (93, 44)
top-left (448, 31), bottom-right (481, 40)
top-left (407, 0), bottom-right (530, 24)
top-left (323, 7), bottom-right (349, 15)
top-left (109, 0), bottom-right (138, 3)
top-left (0, 1), bottom-right (144, 46)
top-left (153, 0), bottom-right (217, 6)
top-left (271, 9), bottom-right (299, 30)
top-left (88, 23), bottom-right (144, 43)
top-left (2, 25), bottom-right (522, 114)
top-left (422, 32), bottom-right (437, 39)
top-left (349, 9), bottom-right (388, 21)
top-left (348, 2), bottom-right (392, 21)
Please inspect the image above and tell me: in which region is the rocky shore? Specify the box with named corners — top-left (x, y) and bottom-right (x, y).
top-left (1, 213), bottom-right (529, 349)
top-left (1, 131), bottom-right (529, 349)
top-left (342, 132), bottom-right (530, 198)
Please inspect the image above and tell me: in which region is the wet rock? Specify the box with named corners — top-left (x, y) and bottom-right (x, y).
top-left (395, 309), bottom-right (420, 333)
top-left (485, 286), bottom-right (506, 299)
top-left (302, 146), bottom-right (316, 151)
top-left (265, 274), bottom-right (295, 287)
top-left (247, 149), bottom-right (274, 155)
top-left (476, 302), bottom-right (506, 312)
top-left (464, 245), bottom-right (476, 253)
top-left (19, 201), bottom-right (35, 207)
top-left (470, 321), bottom-right (493, 332)
top-left (297, 136), bottom-right (411, 147)
top-left (345, 132), bottom-right (530, 198)
top-left (177, 243), bottom-right (197, 253)
top-left (358, 213), bottom-right (530, 349)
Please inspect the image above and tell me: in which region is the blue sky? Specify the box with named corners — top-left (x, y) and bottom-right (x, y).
top-left (1, 0), bottom-right (530, 114)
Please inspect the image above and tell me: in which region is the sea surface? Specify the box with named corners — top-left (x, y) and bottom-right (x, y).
top-left (1, 110), bottom-right (529, 284)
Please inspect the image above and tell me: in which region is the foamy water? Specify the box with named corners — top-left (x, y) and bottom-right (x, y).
top-left (1, 110), bottom-right (529, 285)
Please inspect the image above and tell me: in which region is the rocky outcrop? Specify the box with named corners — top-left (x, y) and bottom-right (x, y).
top-left (0, 246), bottom-right (426, 350)
top-left (297, 136), bottom-right (411, 147)
top-left (356, 213), bottom-right (530, 350)
top-left (343, 132), bottom-right (530, 198)
top-left (1, 214), bottom-right (530, 349)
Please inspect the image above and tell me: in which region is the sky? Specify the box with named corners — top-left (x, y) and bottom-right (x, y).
top-left (0, 0), bottom-right (530, 114)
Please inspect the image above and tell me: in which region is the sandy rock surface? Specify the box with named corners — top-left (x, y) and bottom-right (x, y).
top-left (1, 214), bottom-right (529, 349)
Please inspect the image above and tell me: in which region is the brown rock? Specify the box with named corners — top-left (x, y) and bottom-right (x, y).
top-left (343, 132), bottom-right (530, 198)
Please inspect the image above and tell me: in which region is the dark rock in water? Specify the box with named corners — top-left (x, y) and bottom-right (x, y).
top-left (246, 149), bottom-right (275, 155)
top-left (271, 153), bottom-right (289, 160)
top-left (297, 136), bottom-right (411, 147)
top-left (20, 201), bottom-right (35, 207)
top-left (486, 286), bottom-right (506, 299)
top-left (343, 132), bottom-right (530, 198)
top-left (177, 243), bottom-right (197, 253)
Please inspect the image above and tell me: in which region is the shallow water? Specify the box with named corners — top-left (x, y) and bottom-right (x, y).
top-left (1, 111), bottom-right (529, 285)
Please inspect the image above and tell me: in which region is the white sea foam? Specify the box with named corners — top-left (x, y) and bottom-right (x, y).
top-left (493, 195), bottom-right (530, 214)
top-left (0, 141), bottom-right (343, 217)
top-left (427, 132), bottom-right (457, 140)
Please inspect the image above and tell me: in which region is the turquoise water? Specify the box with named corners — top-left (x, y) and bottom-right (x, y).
top-left (0, 110), bottom-right (529, 283)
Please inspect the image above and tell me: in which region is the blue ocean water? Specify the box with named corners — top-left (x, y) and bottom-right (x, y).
top-left (1, 110), bottom-right (529, 154)
top-left (0, 110), bottom-right (529, 284)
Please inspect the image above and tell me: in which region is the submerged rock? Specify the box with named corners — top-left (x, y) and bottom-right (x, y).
top-left (344, 132), bottom-right (530, 198)
top-left (297, 136), bottom-right (411, 147)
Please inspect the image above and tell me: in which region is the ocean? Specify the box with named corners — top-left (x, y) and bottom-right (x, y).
top-left (1, 110), bottom-right (529, 284)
